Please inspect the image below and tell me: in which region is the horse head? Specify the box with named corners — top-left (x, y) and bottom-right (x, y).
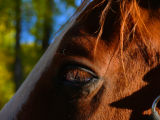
top-left (1, 0), bottom-right (160, 119)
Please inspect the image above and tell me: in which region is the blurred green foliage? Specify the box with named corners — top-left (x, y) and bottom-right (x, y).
top-left (0, 47), bottom-right (14, 109)
top-left (21, 44), bottom-right (42, 79)
top-left (0, 0), bottom-right (78, 109)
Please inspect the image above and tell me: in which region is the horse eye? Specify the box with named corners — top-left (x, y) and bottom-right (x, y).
top-left (58, 66), bottom-right (101, 97)
top-left (62, 67), bottom-right (97, 84)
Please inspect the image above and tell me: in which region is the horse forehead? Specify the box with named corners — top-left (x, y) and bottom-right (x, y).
top-left (56, 33), bottom-right (114, 75)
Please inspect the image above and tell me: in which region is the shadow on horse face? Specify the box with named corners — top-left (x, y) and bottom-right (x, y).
top-left (1, 0), bottom-right (160, 120)
top-left (111, 65), bottom-right (160, 119)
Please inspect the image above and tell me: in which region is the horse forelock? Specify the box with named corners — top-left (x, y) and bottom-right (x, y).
top-left (80, 0), bottom-right (160, 69)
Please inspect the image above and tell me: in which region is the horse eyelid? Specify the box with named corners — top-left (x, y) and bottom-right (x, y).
top-left (62, 66), bottom-right (98, 78)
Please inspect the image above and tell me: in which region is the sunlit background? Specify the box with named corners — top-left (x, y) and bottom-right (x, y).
top-left (0, 0), bottom-right (81, 109)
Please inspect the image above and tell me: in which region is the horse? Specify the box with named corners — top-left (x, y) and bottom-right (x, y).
top-left (1, 0), bottom-right (160, 119)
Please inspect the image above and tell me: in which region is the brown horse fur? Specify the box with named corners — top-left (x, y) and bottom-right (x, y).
top-left (1, 0), bottom-right (160, 120)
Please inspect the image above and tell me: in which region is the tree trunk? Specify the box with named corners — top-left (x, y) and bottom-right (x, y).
top-left (42, 19), bottom-right (52, 50)
top-left (42, 0), bottom-right (53, 51)
top-left (14, 0), bottom-right (23, 90)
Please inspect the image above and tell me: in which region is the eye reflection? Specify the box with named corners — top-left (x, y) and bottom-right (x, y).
top-left (62, 66), bottom-right (97, 84)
